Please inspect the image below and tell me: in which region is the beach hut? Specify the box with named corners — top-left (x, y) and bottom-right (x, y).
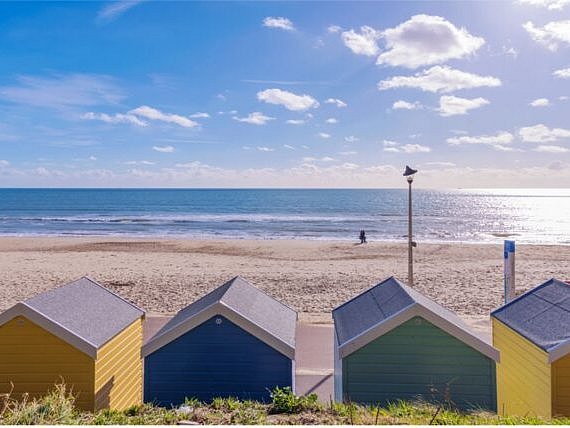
top-left (142, 276), bottom-right (296, 406)
top-left (0, 277), bottom-right (145, 411)
top-left (492, 278), bottom-right (570, 418)
top-left (333, 276), bottom-right (499, 411)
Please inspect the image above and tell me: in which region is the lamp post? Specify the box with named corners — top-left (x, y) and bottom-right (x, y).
top-left (403, 165), bottom-right (418, 287)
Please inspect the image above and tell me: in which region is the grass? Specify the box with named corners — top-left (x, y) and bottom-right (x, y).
top-left (1, 383), bottom-right (570, 425)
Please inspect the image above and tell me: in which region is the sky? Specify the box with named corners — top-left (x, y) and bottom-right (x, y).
top-left (0, 0), bottom-right (569, 188)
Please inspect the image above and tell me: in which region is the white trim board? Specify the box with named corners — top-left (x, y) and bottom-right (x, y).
top-left (0, 303), bottom-right (99, 359)
top-left (337, 303), bottom-right (499, 362)
top-left (142, 301), bottom-right (295, 360)
top-left (548, 339), bottom-right (570, 363)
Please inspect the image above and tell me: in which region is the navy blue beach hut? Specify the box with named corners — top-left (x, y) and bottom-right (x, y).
top-left (142, 276), bottom-right (297, 406)
top-left (333, 277), bottom-right (499, 411)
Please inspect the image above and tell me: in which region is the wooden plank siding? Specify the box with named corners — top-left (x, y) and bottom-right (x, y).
top-left (94, 318), bottom-right (143, 411)
top-left (492, 318), bottom-right (552, 418)
top-left (342, 316), bottom-right (496, 411)
top-left (144, 315), bottom-right (293, 407)
top-left (0, 316), bottom-right (95, 411)
top-left (553, 352), bottom-right (570, 417)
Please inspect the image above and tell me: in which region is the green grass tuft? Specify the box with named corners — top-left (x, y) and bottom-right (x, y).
top-left (2, 383), bottom-right (570, 425)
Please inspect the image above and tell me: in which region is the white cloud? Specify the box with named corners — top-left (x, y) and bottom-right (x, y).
top-left (438, 95), bottom-right (489, 116)
top-left (175, 161), bottom-right (205, 168)
top-left (317, 132), bottom-right (331, 139)
top-left (233, 112), bottom-right (275, 125)
top-left (7, 159), bottom-right (570, 188)
top-left (283, 144), bottom-right (296, 150)
top-left (401, 144), bottom-right (431, 153)
top-left (189, 112), bottom-right (210, 118)
top-left (303, 156), bottom-right (336, 163)
top-left (97, 0), bottom-right (143, 22)
top-left (129, 106), bottom-right (199, 128)
top-left (341, 26), bottom-right (382, 56)
top-left (523, 20), bottom-right (570, 51)
top-left (325, 118), bottom-right (338, 124)
top-left (491, 145), bottom-right (519, 152)
top-left (301, 145), bottom-right (309, 149)
top-left (344, 136), bottom-right (359, 143)
top-left (328, 25), bottom-right (342, 33)
top-left (501, 46), bottom-right (519, 58)
top-left (447, 131), bottom-right (514, 147)
top-left (0, 160), bottom-right (10, 167)
top-left (262, 17), bottom-right (295, 31)
top-left (324, 98), bottom-right (347, 108)
top-left (257, 146), bottom-right (275, 152)
top-left (424, 161), bottom-right (456, 167)
top-left (533, 145), bottom-right (569, 153)
top-left (339, 151), bottom-right (357, 156)
top-left (530, 98), bottom-right (550, 107)
top-left (554, 68), bottom-right (570, 79)
top-left (257, 89), bottom-right (319, 111)
top-left (378, 66), bottom-right (501, 93)
top-left (286, 119), bottom-right (305, 125)
top-left (519, 124), bottom-right (570, 142)
top-left (88, 156), bottom-right (97, 161)
top-left (377, 15), bottom-right (485, 69)
top-left (124, 160), bottom-right (155, 165)
top-left (392, 100), bottom-right (422, 110)
top-left (0, 74), bottom-right (124, 109)
top-left (519, 0), bottom-right (570, 10)
top-left (153, 145), bottom-right (174, 153)
top-left (384, 141), bottom-right (431, 153)
top-left (81, 112), bottom-right (147, 126)
top-left (560, 96), bottom-right (569, 101)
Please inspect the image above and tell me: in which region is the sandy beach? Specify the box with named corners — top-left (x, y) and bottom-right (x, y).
top-left (0, 237), bottom-right (568, 326)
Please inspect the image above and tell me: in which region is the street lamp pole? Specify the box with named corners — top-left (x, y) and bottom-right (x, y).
top-left (403, 165), bottom-right (418, 287)
top-left (407, 175), bottom-right (413, 287)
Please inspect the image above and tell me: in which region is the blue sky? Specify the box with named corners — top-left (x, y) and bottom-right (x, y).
top-left (0, 0), bottom-right (569, 188)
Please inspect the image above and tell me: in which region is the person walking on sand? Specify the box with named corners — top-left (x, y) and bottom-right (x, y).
top-left (359, 230), bottom-right (367, 244)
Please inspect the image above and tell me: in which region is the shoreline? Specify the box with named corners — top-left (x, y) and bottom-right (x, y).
top-left (0, 237), bottom-right (568, 321)
top-left (0, 234), bottom-right (563, 246)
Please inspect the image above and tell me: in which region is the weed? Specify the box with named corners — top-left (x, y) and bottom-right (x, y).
top-left (270, 386), bottom-right (320, 414)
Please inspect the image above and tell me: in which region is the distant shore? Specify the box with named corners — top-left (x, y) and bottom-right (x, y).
top-left (1, 237), bottom-right (568, 322)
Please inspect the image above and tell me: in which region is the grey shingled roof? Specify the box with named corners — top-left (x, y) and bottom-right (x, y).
top-left (492, 278), bottom-right (570, 353)
top-left (333, 276), bottom-right (497, 360)
top-left (333, 276), bottom-right (415, 347)
top-left (153, 276), bottom-right (297, 349)
top-left (24, 277), bottom-right (144, 348)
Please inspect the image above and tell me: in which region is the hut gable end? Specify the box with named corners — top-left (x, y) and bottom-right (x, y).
top-left (142, 276), bottom-right (297, 359)
top-left (333, 277), bottom-right (498, 361)
top-left (492, 278), bottom-right (570, 362)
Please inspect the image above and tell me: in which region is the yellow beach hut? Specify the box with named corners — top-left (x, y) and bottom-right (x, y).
top-left (0, 277), bottom-right (145, 411)
top-left (492, 278), bottom-right (570, 418)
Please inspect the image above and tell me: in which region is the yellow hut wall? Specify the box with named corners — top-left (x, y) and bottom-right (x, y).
top-left (94, 317), bottom-right (143, 411)
top-left (0, 315), bottom-right (95, 411)
top-left (493, 318), bottom-right (552, 418)
top-left (553, 352), bottom-right (570, 417)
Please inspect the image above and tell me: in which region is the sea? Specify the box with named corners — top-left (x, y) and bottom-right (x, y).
top-left (0, 188), bottom-right (569, 244)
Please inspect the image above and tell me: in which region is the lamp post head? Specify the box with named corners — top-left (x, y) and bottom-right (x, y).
top-left (403, 165), bottom-right (417, 183)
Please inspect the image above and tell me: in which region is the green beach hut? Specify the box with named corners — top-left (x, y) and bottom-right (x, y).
top-left (333, 276), bottom-right (499, 411)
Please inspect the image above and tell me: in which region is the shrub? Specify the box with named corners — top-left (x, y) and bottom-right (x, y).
top-left (269, 386), bottom-right (320, 414)
top-left (1, 383), bottom-right (82, 425)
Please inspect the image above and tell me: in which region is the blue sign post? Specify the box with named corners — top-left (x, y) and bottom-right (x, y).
top-left (504, 240), bottom-right (516, 303)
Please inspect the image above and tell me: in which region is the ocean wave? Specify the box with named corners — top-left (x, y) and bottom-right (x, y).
top-left (0, 213), bottom-right (397, 224)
